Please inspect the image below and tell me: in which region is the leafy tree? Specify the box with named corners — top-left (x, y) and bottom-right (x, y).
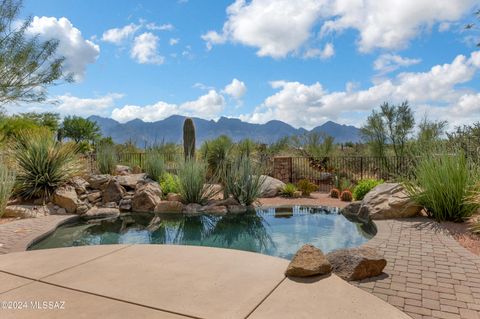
top-left (61, 116), bottom-right (100, 143)
top-left (291, 132), bottom-right (335, 158)
top-left (18, 112), bottom-right (60, 131)
top-left (414, 117), bottom-right (447, 154)
top-left (0, 0), bottom-right (71, 105)
top-left (361, 101), bottom-right (415, 157)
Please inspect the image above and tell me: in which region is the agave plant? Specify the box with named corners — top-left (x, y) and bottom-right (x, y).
top-left (223, 156), bottom-right (266, 206)
top-left (13, 129), bottom-right (83, 200)
top-left (0, 160), bottom-right (15, 217)
top-left (177, 159), bottom-right (219, 205)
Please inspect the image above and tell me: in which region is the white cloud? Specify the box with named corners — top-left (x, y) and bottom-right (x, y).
top-left (241, 51), bottom-right (480, 128)
top-left (28, 16), bottom-right (100, 81)
top-left (146, 23), bottom-right (174, 31)
top-left (223, 78), bottom-right (247, 99)
top-left (56, 93), bottom-right (124, 117)
top-left (374, 54), bottom-right (421, 74)
top-left (102, 23), bottom-right (139, 44)
top-left (169, 38), bottom-right (179, 45)
top-left (303, 43), bottom-right (335, 59)
top-left (203, 0), bottom-right (476, 57)
top-left (131, 32), bottom-right (164, 64)
top-left (111, 90), bottom-right (226, 122)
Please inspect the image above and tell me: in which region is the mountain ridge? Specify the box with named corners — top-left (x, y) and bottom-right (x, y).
top-left (88, 115), bottom-right (361, 146)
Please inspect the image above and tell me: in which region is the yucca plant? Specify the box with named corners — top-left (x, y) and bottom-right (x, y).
top-left (14, 129), bottom-right (82, 200)
top-left (404, 153), bottom-right (479, 222)
top-left (0, 160), bottom-right (15, 217)
top-left (177, 159), bottom-right (219, 204)
top-left (96, 143), bottom-right (116, 174)
top-left (144, 148), bottom-right (165, 182)
top-left (223, 156), bottom-right (266, 206)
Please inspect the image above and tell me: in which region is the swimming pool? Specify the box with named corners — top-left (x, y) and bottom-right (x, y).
top-left (29, 206), bottom-right (376, 259)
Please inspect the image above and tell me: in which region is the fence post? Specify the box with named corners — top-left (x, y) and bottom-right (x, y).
top-left (360, 157), bottom-right (363, 180)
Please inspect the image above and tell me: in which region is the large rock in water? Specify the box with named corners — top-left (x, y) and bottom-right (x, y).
top-left (259, 176), bottom-right (286, 198)
top-left (285, 244), bottom-right (332, 277)
top-left (53, 185), bottom-right (81, 214)
top-left (154, 201), bottom-right (184, 213)
top-left (326, 247), bottom-right (386, 281)
top-left (82, 207), bottom-right (120, 220)
top-left (359, 183), bottom-right (422, 220)
top-left (131, 182), bottom-right (162, 212)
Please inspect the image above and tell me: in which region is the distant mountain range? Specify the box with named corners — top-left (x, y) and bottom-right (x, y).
top-left (88, 115), bottom-right (362, 146)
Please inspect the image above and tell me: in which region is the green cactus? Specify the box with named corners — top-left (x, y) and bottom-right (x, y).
top-left (183, 118), bottom-right (196, 160)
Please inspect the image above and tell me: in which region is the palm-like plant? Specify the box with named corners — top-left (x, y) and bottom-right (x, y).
top-left (223, 156), bottom-right (266, 206)
top-left (13, 129), bottom-right (82, 200)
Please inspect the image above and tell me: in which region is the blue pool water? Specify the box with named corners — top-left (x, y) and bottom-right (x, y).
top-left (29, 206), bottom-right (376, 259)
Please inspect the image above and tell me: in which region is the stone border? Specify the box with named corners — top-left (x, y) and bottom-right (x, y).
top-left (0, 215), bottom-right (78, 254)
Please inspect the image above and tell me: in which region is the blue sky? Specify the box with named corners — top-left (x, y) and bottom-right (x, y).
top-left (8, 0), bottom-right (480, 129)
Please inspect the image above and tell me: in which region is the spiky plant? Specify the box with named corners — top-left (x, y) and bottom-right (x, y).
top-left (280, 183), bottom-right (297, 197)
top-left (0, 160), bottom-right (15, 217)
top-left (13, 129), bottom-right (82, 200)
top-left (330, 188), bottom-right (340, 198)
top-left (340, 190), bottom-right (353, 202)
top-left (96, 143), bottom-right (116, 174)
top-left (144, 148), bottom-right (165, 182)
top-left (183, 118), bottom-right (196, 161)
top-left (177, 159), bottom-right (219, 204)
top-left (223, 156), bottom-right (266, 206)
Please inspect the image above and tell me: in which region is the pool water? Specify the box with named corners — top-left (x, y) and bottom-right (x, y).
top-left (29, 206), bottom-right (376, 259)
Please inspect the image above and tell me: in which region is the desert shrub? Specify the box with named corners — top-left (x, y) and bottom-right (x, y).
top-left (330, 188), bottom-right (340, 198)
top-left (223, 156), bottom-right (266, 206)
top-left (296, 179), bottom-right (318, 196)
top-left (0, 161), bottom-right (15, 217)
top-left (144, 149), bottom-right (165, 182)
top-left (340, 190), bottom-right (353, 202)
top-left (334, 176), bottom-right (354, 192)
top-left (14, 129), bottom-right (82, 200)
top-left (405, 153), bottom-right (479, 221)
top-left (353, 179), bottom-right (384, 201)
top-left (160, 173), bottom-right (180, 195)
top-left (280, 183), bottom-right (297, 197)
top-left (200, 135), bottom-right (233, 175)
top-left (96, 143), bottom-right (116, 174)
top-left (177, 159), bottom-right (219, 204)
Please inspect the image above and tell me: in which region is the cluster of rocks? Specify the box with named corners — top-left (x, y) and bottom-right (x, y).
top-left (285, 244), bottom-right (386, 281)
top-left (4, 166), bottom-right (288, 220)
top-left (341, 183), bottom-right (423, 222)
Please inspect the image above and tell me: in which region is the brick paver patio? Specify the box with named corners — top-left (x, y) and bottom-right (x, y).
top-left (353, 218), bottom-right (480, 319)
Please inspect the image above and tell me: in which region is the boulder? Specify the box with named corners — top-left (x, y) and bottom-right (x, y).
top-left (3, 205), bottom-right (51, 218)
top-left (82, 207), bottom-right (120, 220)
top-left (285, 244), bottom-right (332, 277)
top-left (119, 198), bottom-right (132, 211)
top-left (76, 204), bottom-right (90, 215)
top-left (200, 205), bottom-right (228, 215)
top-left (131, 182), bottom-right (162, 212)
top-left (341, 201), bottom-right (367, 222)
top-left (183, 203), bottom-right (202, 214)
top-left (115, 173), bottom-right (146, 189)
top-left (53, 185), bottom-right (81, 214)
top-left (71, 176), bottom-right (89, 195)
top-left (87, 191), bottom-right (102, 202)
top-left (166, 193), bottom-right (182, 202)
top-left (259, 176), bottom-right (286, 198)
top-left (87, 174), bottom-right (111, 190)
top-left (227, 205), bottom-right (247, 214)
top-left (326, 247), bottom-right (386, 281)
top-left (154, 201), bottom-right (184, 213)
top-left (359, 183), bottom-right (422, 220)
top-left (103, 180), bottom-right (125, 203)
top-left (115, 165), bottom-right (131, 175)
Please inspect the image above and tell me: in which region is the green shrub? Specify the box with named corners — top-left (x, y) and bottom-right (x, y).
top-left (353, 179), bottom-right (384, 200)
top-left (280, 183), bottom-right (297, 197)
top-left (296, 179), bottom-right (318, 196)
top-left (177, 159), bottom-right (219, 204)
top-left (223, 156), bottom-right (266, 206)
top-left (96, 143), bottom-right (116, 174)
top-left (144, 149), bottom-right (165, 182)
top-left (0, 161), bottom-right (15, 217)
top-left (405, 153), bottom-right (479, 221)
top-left (160, 173), bottom-right (180, 196)
top-left (200, 135), bottom-right (233, 175)
top-left (14, 129), bottom-right (82, 200)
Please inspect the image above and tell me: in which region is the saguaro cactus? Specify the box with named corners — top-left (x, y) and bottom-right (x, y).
top-left (183, 118), bottom-right (196, 160)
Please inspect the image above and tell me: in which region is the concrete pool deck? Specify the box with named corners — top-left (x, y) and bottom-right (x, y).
top-left (0, 244), bottom-right (409, 319)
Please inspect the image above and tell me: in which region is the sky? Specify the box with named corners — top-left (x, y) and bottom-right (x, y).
top-left (6, 0), bottom-right (480, 129)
